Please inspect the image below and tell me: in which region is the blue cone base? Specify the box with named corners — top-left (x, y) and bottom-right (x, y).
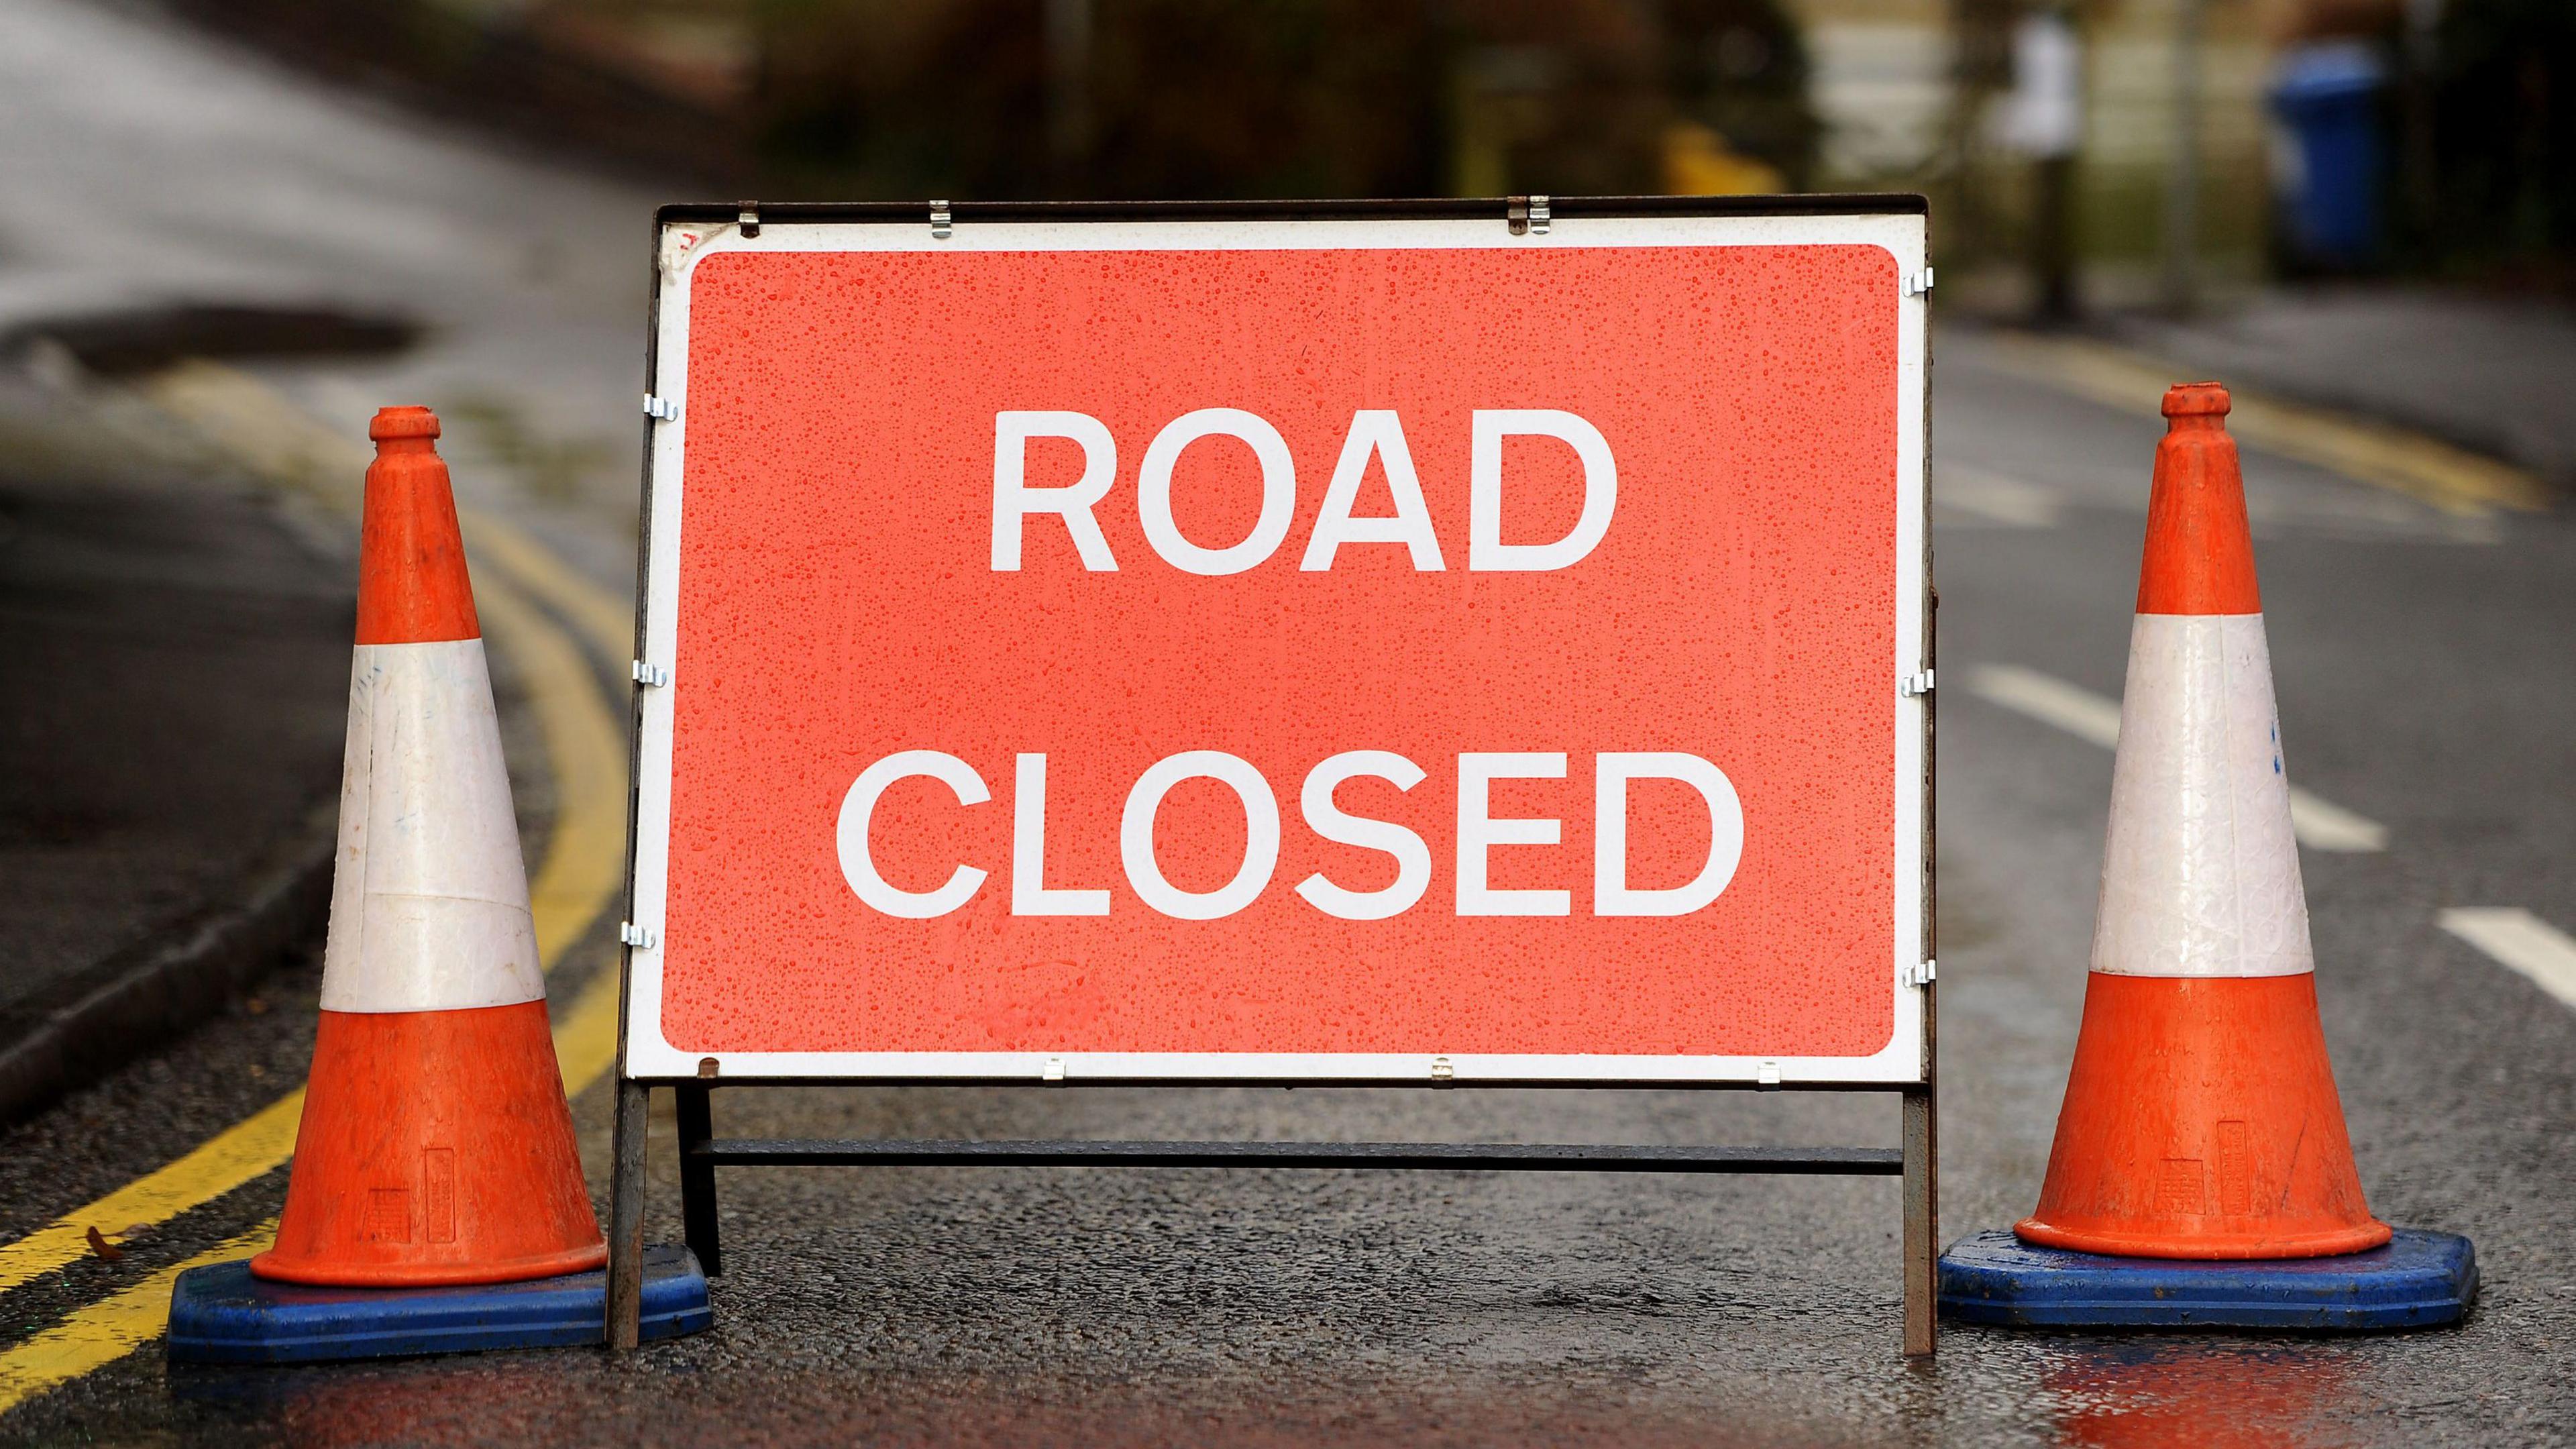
top-left (168, 1244), bottom-right (711, 1364)
top-left (1938, 1228), bottom-right (2475, 1331)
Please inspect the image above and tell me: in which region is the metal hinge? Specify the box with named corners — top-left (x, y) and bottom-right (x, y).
top-left (1900, 669), bottom-right (1935, 697)
top-left (643, 394), bottom-right (679, 421)
top-left (1430, 1056), bottom-right (1455, 1084)
top-left (737, 201), bottom-right (760, 238)
top-left (619, 922), bottom-right (659, 951)
top-left (633, 660), bottom-right (669, 688)
top-left (1902, 267), bottom-right (1935, 297)
top-left (930, 200), bottom-right (952, 239)
top-left (1505, 195), bottom-right (1549, 235)
top-left (1904, 960), bottom-right (1937, 988)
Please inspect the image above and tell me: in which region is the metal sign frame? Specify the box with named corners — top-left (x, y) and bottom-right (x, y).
top-left (606, 195), bottom-right (1937, 1356)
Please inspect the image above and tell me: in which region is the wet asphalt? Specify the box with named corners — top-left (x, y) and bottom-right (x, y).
top-left (5, 342), bottom-right (2573, 1444)
top-left (3, 0), bottom-right (2575, 1442)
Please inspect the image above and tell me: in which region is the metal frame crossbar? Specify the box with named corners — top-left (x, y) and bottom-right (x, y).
top-left (622, 1080), bottom-right (1937, 1354)
top-left (664, 1108), bottom-right (1911, 1281)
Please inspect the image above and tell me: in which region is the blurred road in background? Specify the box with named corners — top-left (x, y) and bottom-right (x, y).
top-left (3, 0), bottom-right (2572, 1443)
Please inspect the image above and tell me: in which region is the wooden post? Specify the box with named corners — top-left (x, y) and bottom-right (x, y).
top-left (606, 1077), bottom-right (650, 1350)
top-left (1902, 1080), bottom-right (1939, 1356)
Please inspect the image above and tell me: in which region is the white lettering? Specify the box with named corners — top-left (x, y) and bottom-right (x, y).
top-left (1295, 751), bottom-right (1431, 919)
top-left (1300, 411), bottom-right (1445, 572)
top-left (1137, 409), bottom-right (1297, 575)
top-left (1594, 753), bottom-right (1745, 916)
top-left (1121, 751), bottom-right (1281, 918)
top-left (842, 748), bottom-right (1739, 921)
top-left (1469, 409), bottom-right (1617, 572)
top-left (837, 751), bottom-right (989, 918)
top-left (1456, 752), bottom-right (1569, 916)
top-left (992, 411), bottom-right (1119, 571)
top-left (1013, 753), bottom-right (1110, 915)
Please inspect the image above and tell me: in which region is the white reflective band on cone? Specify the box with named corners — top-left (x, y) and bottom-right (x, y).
top-left (319, 639), bottom-right (545, 1012)
top-left (2090, 613), bottom-right (2316, 978)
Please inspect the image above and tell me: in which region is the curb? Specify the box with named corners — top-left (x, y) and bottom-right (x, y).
top-left (0, 798), bottom-right (336, 1124)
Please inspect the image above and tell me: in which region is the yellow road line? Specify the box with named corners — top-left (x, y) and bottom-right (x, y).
top-left (0, 1096), bottom-right (303, 1300)
top-left (0, 1221), bottom-right (277, 1410)
top-left (1982, 333), bottom-right (2547, 517)
top-left (0, 631), bottom-right (629, 1415)
top-left (462, 516), bottom-right (637, 667)
top-left (144, 362), bottom-right (368, 504)
top-left (477, 574), bottom-right (630, 964)
top-left (550, 945), bottom-right (625, 1111)
top-left (0, 374), bottom-right (639, 1410)
top-left (0, 957), bottom-right (627, 1417)
top-left (0, 970), bottom-right (625, 1417)
top-left (138, 362), bottom-right (638, 655)
top-left (0, 574), bottom-right (620, 1301)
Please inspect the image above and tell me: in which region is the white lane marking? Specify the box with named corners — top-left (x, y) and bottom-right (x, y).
top-left (1970, 663), bottom-right (2120, 746)
top-left (2440, 909), bottom-right (2576, 1011)
top-left (1968, 663), bottom-right (2390, 853)
top-left (1938, 466), bottom-right (2063, 528)
top-left (2282, 793), bottom-right (2389, 854)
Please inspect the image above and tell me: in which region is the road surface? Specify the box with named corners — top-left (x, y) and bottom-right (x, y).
top-left (1, 0), bottom-right (2571, 1442)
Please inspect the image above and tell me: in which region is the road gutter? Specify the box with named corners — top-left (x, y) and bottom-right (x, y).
top-left (0, 804), bottom-right (334, 1123)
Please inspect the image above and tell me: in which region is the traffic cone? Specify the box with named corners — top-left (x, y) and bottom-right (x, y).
top-left (2012, 381), bottom-right (2387, 1260)
top-left (1936, 383), bottom-right (2476, 1331)
top-left (249, 406), bottom-right (605, 1287)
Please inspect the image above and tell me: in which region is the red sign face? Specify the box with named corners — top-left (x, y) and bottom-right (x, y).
top-left (628, 213), bottom-right (1929, 1084)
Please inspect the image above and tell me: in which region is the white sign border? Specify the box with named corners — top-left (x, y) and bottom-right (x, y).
top-left (623, 209), bottom-right (1930, 1087)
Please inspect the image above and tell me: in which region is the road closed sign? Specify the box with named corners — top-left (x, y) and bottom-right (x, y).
top-left (622, 201), bottom-right (1930, 1086)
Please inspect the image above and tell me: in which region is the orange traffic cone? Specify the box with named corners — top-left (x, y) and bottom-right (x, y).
top-left (2012, 382), bottom-right (2390, 1260)
top-left (250, 407), bottom-right (606, 1287)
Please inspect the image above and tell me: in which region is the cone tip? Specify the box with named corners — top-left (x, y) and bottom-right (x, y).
top-left (356, 404), bottom-right (478, 645)
top-left (2161, 382), bottom-right (2231, 419)
top-left (370, 406), bottom-right (441, 443)
top-left (2138, 379), bottom-right (2258, 614)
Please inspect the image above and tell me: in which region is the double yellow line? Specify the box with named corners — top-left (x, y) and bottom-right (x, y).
top-left (0, 368), bottom-right (637, 1413)
top-left (1982, 332), bottom-right (2547, 517)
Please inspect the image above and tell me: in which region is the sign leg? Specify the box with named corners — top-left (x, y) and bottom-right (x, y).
top-left (1902, 1083), bottom-right (1938, 1357)
top-left (606, 1077), bottom-right (649, 1351)
top-left (677, 1081), bottom-right (722, 1276)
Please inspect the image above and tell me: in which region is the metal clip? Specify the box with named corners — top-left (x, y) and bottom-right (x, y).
top-left (737, 201), bottom-right (761, 238)
top-left (930, 200), bottom-right (952, 239)
top-left (1430, 1056), bottom-right (1455, 1084)
top-left (1756, 1061), bottom-right (1782, 1088)
top-left (1529, 195), bottom-right (1550, 235)
top-left (696, 1057), bottom-right (720, 1079)
top-left (1901, 267), bottom-right (1935, 297)
top-left (1506, 196), bottom-right (1530, 235)
top-left (633, 660), bottom-right (669, 688)
top-left (1900, 669), bottom-right (1935, 698)
top-left (619, 922), bottom-right (659, 951)
top-left (1903, 960), bottom-right (1938, 988)
top-left (643, 394), bottom-right (679, 421)
top-left (1042, 1056), bottom-right (1066, 1083)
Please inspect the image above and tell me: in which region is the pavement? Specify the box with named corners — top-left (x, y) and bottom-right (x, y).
top-left (2, 0), bottom-right (2574, 1443)
top-left (0, 368), bottom-right (347, 1120)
